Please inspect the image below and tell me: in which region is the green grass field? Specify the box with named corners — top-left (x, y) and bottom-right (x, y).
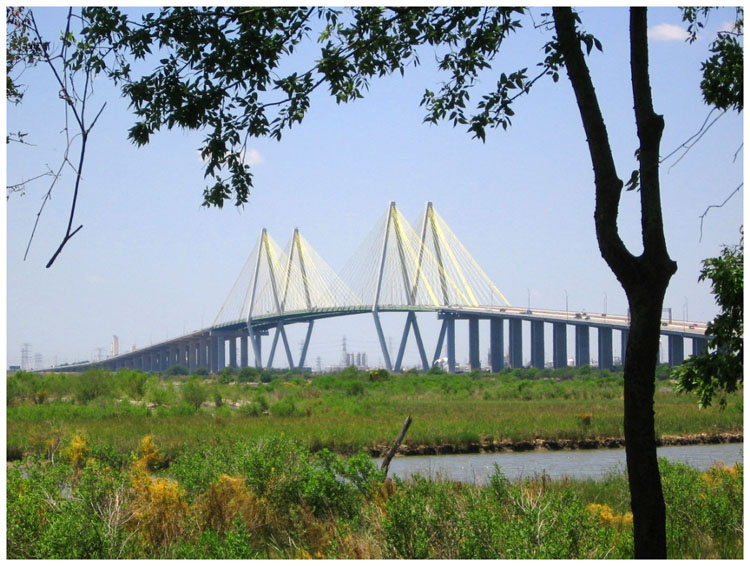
top-left (7, 366), bottom-right (742, 462)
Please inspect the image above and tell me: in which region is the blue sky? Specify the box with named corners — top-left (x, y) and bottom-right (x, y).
top-left (5, 6), bottom-right (744, 369)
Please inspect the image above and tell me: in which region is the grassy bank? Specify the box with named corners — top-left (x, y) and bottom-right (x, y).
top-left (7, 366), bottom-right (742, 462)
top-left (6, 435), bottom-right (742, 559)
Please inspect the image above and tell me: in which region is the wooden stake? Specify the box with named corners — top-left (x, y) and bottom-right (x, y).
top-left (381, 415), bottom-right (412, 477)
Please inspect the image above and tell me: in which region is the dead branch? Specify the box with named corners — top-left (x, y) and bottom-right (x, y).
top-left (26, 8), bottom-right (106, 268)
top-left (381, 415), bottom-right (412, 477)
top-left (699, 183), bottom-right (743, 242)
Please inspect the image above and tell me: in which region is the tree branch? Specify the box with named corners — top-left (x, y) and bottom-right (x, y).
top-left (552, 7), bottom-right (634, 280)
top-left (27, 8), bottom-right (106, 267)
top-left (661, 108), bottom-right (725, 171)
top-left (630, 8), bottom-right (671, 266)
top-left (699, 183), bottom-right (743, 242)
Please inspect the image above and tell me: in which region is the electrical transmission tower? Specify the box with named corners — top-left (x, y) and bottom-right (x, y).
top-left (21, 343), bottom-right (31, 371)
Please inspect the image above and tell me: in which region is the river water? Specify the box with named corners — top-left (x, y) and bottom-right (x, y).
top-left (378, 443), bottom-right (743, 484)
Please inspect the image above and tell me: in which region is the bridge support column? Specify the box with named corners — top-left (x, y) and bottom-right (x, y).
top-left (530, 320), bottom-right (544, 369)
top-left (468, 317), bottom-right (480, 370)
top-left (620, 329), bottom-right (629, 368)
top-left (490, 318), bottom-right (504, 372)
top-left (553, 322), bottom-right (567, 368)
top-left (509, 319), bottom-right (523, 368)
top-left (208, 336), bottom-right (218, 373)
top-left (372, 311), bottom-right (393, 372)
top-left (575, 325), bottom-right (590, 367)
top-left (394, 312), bottom-right (429, 372)
top-left (598, 327), bottom-right (614, 370)
top-left (253, 333), bottom-right (262, 368)
top-left (298, 321), bottom-right (314, 369)
top-left (446, 316), bottom-right (456, 373)
top-left (692, 336), bottom-right (708, 355)
top-left (217, 336), bottom-right (226, 371)
top-left (668, 335), bottom-right (684, 367)
top-left (197, 340), bottom-right (205, 370)
top-left (229, 336), bottom-right (238, 368)
top-left (240, 335), bottom-right (248, 368)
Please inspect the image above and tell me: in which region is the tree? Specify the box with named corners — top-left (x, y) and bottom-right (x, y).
top-left (6, 7), bottom-right (46, 106)
top-left (14, 6), bottom-right (738, 556)
top-left (673, 9), bottom-right (743, 409)
top-left (682, 7), bottom-right (743, 112)
top-left (673, 240), bottom-right (743, 408)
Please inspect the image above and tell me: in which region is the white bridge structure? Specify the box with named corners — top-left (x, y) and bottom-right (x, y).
top-left (62, 202), bottom-right (709, 373)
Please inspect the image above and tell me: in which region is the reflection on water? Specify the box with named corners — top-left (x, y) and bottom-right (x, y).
top-left (378, 443), bottom-right (743, 484)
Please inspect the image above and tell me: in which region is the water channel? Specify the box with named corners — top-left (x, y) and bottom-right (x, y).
top-left (377, 443), bottom-right (743, 484)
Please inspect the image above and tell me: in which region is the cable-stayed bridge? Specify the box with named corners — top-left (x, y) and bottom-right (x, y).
top-left (61, 202), bottom-right (708, 373)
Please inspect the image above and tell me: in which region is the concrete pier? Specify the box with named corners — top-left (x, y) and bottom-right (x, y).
top-left (668, 335), bottom-right (684, 366)
top-left (575, 325), bottom-right (590, 367)
top-left (468, 317), bottom-right (480, 370)
top-left (553, 322), bottom-right (567, 368)
top-left (530, 320), bottom-right (544, 369)
top-left (490, 318), bottom-right (504, 372)
top-left (598, 327), bottom-right (613, 370)
top-left (509, 318), bottom-right (523, 368)
top-left (446, 316), bottom-right (456, 373)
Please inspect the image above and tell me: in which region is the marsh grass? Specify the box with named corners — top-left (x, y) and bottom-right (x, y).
top-left (7, 367), bottom-right (742, 461)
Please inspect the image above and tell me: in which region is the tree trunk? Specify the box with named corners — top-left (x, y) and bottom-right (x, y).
top-left (623, 283), bottom-right (668, 557)
top-left (553, 7), bottom-right (676, 558)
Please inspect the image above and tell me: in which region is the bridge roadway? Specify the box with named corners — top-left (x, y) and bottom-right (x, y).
top-left (55, 305), bottom-right (709, 374)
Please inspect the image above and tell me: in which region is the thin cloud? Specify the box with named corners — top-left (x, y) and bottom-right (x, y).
top-left (242, 148), bottom-right (265, 167)
top-left (719, 20), bottom-right (740, 33)
top-left (196, 147), bottom-right (265, 167)
top-left (648, 23), bottom-right (689, 42)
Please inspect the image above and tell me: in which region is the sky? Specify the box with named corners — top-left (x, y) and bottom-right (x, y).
top-left (5, 6), bottom-right (744, 370)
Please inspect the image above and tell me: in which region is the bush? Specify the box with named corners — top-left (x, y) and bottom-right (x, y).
top-left (270, 397), bottom-right (301, 417)
top-left (219, 366), bottom-right (236, 383)
top-left (237, 367), bottom-right (258, 382)
top-left (194, 367), bottom-right (210, 376)
top-left (74, 370), bottom-right (114, 404)
top-left (117, 370), bottom-right (149, 401)
top-left (181, 379), bottom-right (207, 410)
top-left (165, 365), bottom-right (189, 376)
top-left (368, 368), bottom-right (390, 381)
top-left (260, 373), bottom-right (273, 384)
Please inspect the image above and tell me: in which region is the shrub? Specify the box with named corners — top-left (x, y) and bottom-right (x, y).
top-left (367, 369), bottom-right (390, 381)
top-left (181, 379), bottom-right (207, 410)
top-left (130, 473), bottom-right (188, 550)
top-left (194, 367), bottom-right (210, 376)
top-left (165, 365), bottom-right (189, 376)
top-left (237, 367), bottom-right (258, 382)
top-left (219, 366), bottom-right (236, 383)
top-left (145, 380), bottom-right (173, 406)
top-left (64, 433), bottom-right (89, 469)
top-left (74, 370), bottom-right (114, 404)
top-left (270, 396), bottom-right (301, 417)
top-left (195, 475), bottom-right (260, 534)
top-left (117, 370), bottom-right (149, 401)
